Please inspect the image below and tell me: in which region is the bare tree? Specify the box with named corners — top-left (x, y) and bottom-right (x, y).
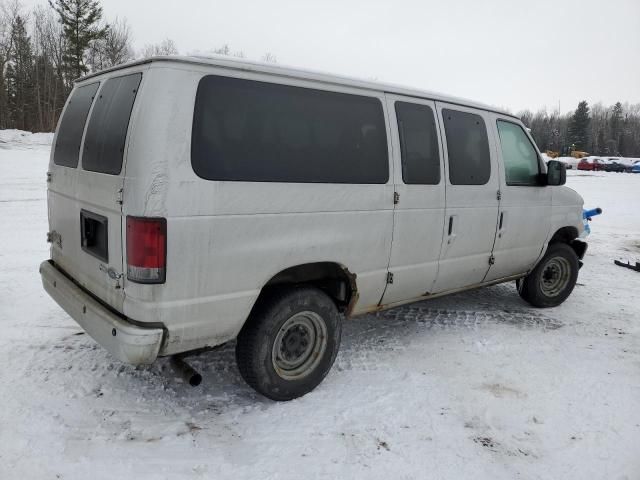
top-left (261, 52), bottom-right (277, 63)
top-left (87, 16), bottom-right (132, 71)
top-left (0, 0), bottom-right (24, 128)
top-left (103, 17), bottom-right (132, 65)
top-left (140, 38), bottom-right (177, 57)
top-left (211, 43), bottom-right (229, 56)
top-left (32, 5), bottom-right (66, 130)
top-left (206, 43), bottom-right (245, 58)
top-left (1, 2), bottom-right (12, 128)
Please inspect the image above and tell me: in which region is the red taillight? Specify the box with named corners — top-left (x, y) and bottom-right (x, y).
top-left (126, 216), bottom-right (166, 284)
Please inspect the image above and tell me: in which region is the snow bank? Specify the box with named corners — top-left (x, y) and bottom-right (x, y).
top-left (0, 129), bottom-right (54, 147)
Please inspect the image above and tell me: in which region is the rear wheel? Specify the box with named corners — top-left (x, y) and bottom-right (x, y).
top-left (236, 287), bottom-right (342, 401)
top-left (517, 243), bottom-right (579, 308)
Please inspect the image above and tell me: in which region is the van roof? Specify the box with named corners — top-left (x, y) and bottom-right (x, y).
top-left (78, 55), bottom-right (518, 119)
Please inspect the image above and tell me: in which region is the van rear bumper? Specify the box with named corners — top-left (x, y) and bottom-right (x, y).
top-left (39, 260), bottom-right (163, 365)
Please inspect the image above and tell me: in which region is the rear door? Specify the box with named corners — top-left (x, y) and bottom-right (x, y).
top-left (48, 72), bottom-right (143, 311)
top-left (380, 94), bottom-right (446, 304)
top-left (432, 103), bottom-right (500, 293)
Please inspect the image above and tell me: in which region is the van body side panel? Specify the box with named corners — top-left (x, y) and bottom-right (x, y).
top-left (44, 58), bottom-right (587, 364)
top-left (432, 102), bottom-right (500, 293)
top-left (122, 66), bottom-right (394, 354)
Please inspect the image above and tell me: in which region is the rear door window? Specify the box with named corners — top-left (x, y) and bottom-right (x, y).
top-left (395, 101), bottom-right (440, 184)
top-left (191, 75), bottom-right (389, 183)
top-left (442, 109), bottom-right (491, 185)
top-left (53, 83), bottom-right (100, 168)
top-left (82, 73), bottom-right (142, 175)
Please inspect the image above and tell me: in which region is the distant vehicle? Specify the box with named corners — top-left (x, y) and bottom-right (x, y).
top-left (632, 163), bottom-right (640, 173)
top-left (578, 157), bottom-right (605, 171)
top-left (556, 156), bottom-right (578, 169)
top-left (618, 157), bottom-right (640, 168)
top-left (603, 161), bottom-right (627, 173)
top-left (40, 55), bottom-right (586, 400)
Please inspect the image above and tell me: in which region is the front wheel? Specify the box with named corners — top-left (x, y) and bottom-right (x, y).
top-left (236, 286), bottom-right (342, 401)
top-left (517, 243), bottom-right (579, 308)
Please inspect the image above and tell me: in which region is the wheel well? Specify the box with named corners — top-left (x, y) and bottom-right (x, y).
top-left (260, 262), bottom-right (358, 315)
top-left (550, 226), bottom-right (579, 244)
top-left (549, 226), bottom-right (586, 259)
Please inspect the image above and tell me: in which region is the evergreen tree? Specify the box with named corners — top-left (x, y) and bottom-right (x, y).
top-left (48, 0), bottom-right (108, 83)
top-left (568, 101), bottom-right (591, 151)
top-left (609, 102), bottom-right (623, 140)
top-left (6, 15), bottom-right (35, 130)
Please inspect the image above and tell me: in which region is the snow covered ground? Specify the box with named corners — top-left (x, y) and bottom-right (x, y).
top-left (0, 132), bottom-right (639, 480)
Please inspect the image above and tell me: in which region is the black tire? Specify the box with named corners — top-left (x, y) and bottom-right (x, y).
top-left (517, 243), bottom-right (579, 308)
top-left (235, 286), bottom-right (342, 401)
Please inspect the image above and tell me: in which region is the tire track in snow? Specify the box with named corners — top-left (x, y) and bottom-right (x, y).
top-left (373, 306), bottom-right (562, 331)
top-left (336, 305), bottom-right (562, 372)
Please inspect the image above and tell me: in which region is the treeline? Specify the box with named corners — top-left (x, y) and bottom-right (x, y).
top-left (2, 0), bottom-right (640, 153)
top-left (0, 0), bottom-right (136, 132)
top-left (0, 0), bottom-right (275, 133)
top-left (520, 101), bottom-right (640, 157)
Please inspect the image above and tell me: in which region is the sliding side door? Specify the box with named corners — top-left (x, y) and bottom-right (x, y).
top-left (380, 95), bottom-right (446, 305)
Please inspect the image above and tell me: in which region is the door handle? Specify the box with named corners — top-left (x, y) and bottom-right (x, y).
top-left (447, 215), bottom-right (457, 245)
top-left (498, 211), bottom-right (506, 239)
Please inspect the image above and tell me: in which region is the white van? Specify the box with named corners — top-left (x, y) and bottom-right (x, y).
top-left (41, 56), bottom-right (586, 400)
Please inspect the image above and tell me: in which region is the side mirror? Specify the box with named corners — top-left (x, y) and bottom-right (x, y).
top-left (546, 160), bottom-right (566, 186)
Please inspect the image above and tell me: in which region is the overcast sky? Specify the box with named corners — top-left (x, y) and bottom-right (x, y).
top-left (22, 0), bottom-right (640, 113)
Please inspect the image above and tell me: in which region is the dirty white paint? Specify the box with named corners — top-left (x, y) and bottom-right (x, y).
top-left (45, 58), bottom-right (583, 359)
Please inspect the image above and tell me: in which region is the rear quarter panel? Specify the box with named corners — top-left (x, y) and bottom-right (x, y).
top-left (122, 64), bottom-right (394, 354)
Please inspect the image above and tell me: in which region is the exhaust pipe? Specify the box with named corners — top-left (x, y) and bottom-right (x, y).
top-left (170, 355), bottom-right (202, 387)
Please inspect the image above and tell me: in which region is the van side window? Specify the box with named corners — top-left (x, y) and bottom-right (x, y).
top-left (191, 75), bottom-right (389, 183)
top-left (395, 102), bottom-right (440, 184)
top-left (442, 109), bottom-right (491, 185)
top-left (496, 120), bottom-right (540, 186)
top-left (82, 73), bottom-right (142, 175)
top-left (53, 82), bottom-right (100, 168)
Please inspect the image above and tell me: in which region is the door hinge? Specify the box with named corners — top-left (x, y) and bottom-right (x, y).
top-left (393, 191), bottom-right (400, 205)
top-left (496, 190), bottom-right (502, 201)
top-left (386, 272), bottom-right (394, 284)
top-left (116, 188), bottom-right (123, 205)
top-left (488, 255), bottom-right (495, 265)
top-left (46, 171), bottom-right (52, 183)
